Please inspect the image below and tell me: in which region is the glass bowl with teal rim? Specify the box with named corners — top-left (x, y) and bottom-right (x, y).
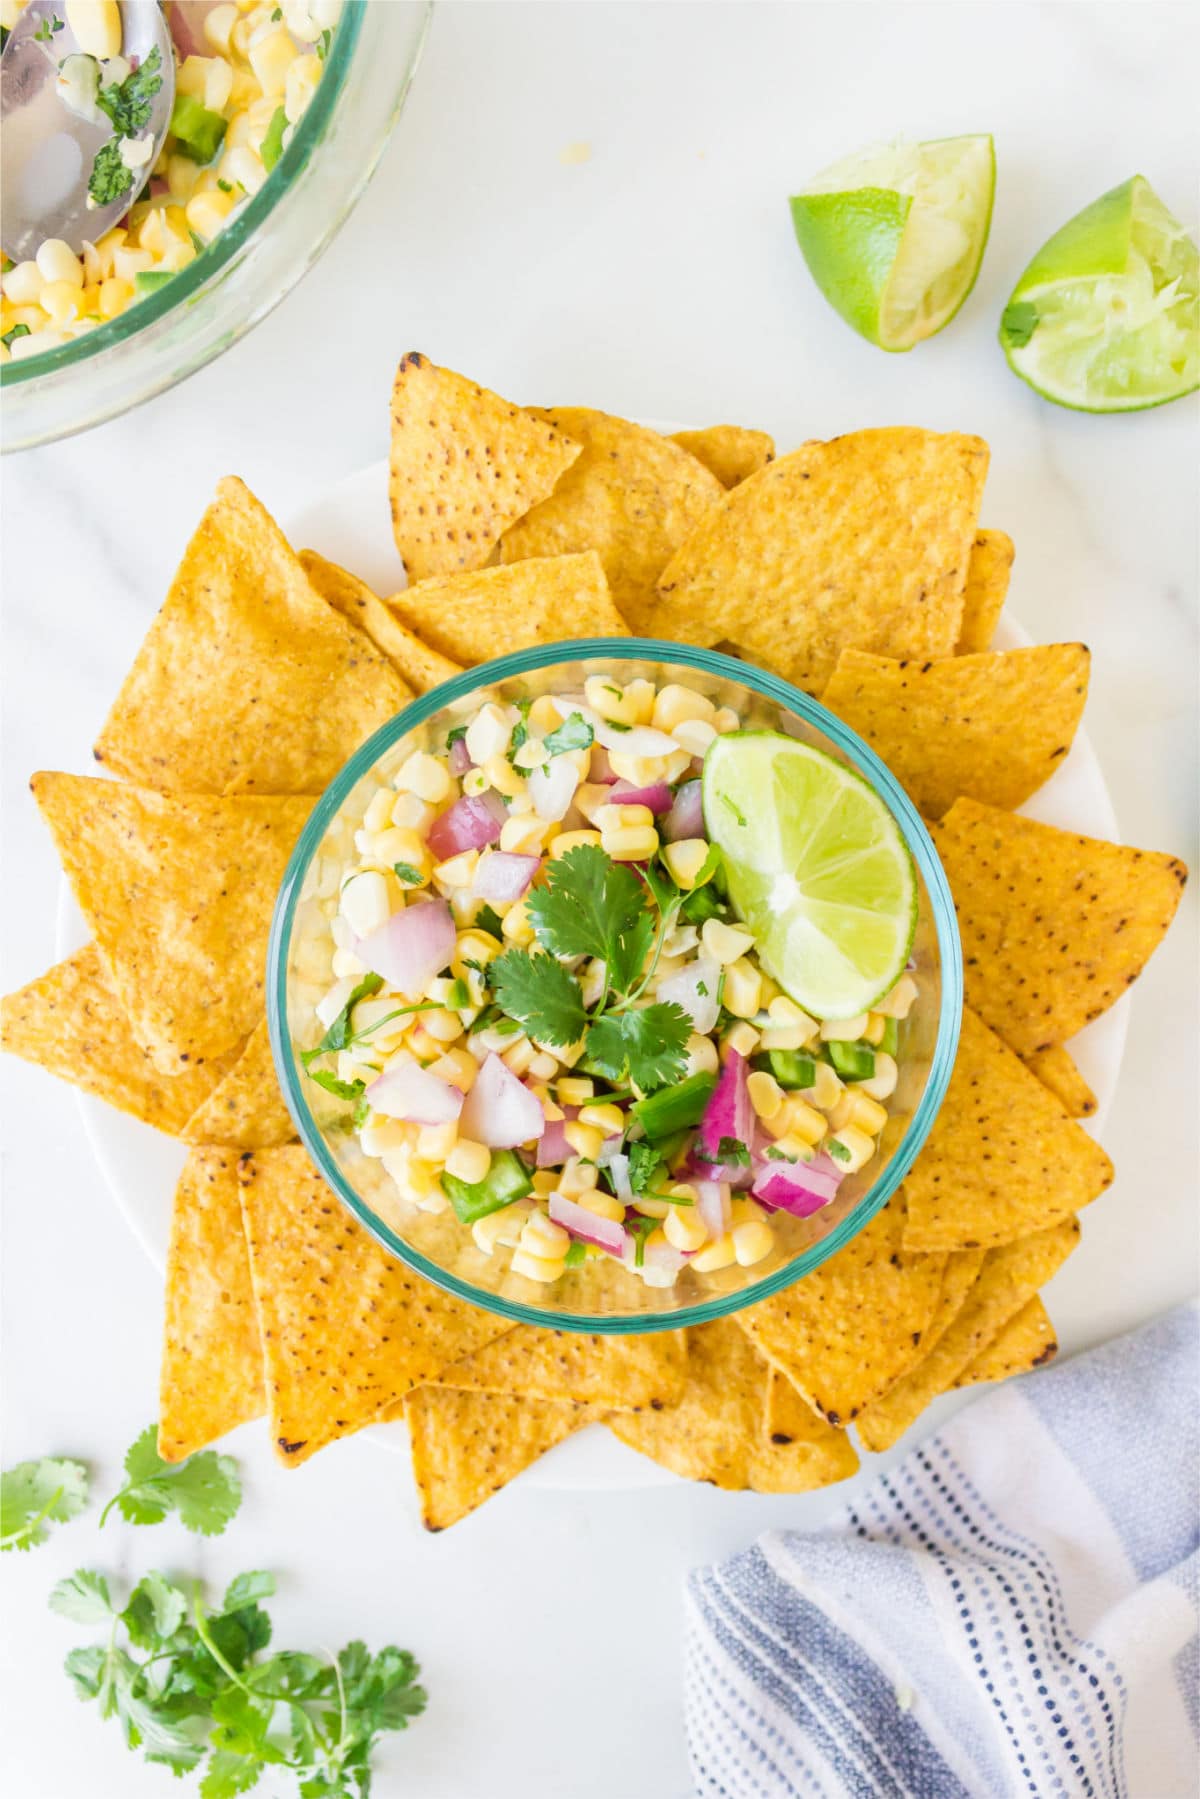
top-left (268, 638), bottom-right (963, 1334)
top-left (2, 0), bottom-right (431, 452)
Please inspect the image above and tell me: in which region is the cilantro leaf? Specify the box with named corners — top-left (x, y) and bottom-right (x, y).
top-left (96, 44), bottom-right (162, 137)
top-left (300, 972), bottom-right (382, 1063)
top-left (526, 844), bottom-right (653, 994)
top-left (542, 712), bottom-right (594, 757)
top-left (475, 903), bottom-right (504, 939)
top-left (88, 139), bottom-right (135, 207)
top-left (1001, 300), bottom-right (1039, 347)
top-left (33, 12), bottom-right (64, 40)
top-left (306, 1068), bottom-right (366, 1103)
top-left (50, 1569), bottom-right (113, 1624)
top-left (100, 1426), bottom-right (241, 1536)
top-left (1, 1455), bottom-right (89, 1552)
top-left (627, 1215), bottom-right (659, 1267)
top-left (585, 1002), bottom-right (691, 1091)
top-left (627, 1138), bottom-right (664, 1196)
top-left (488, 950), bottom-right (586, 1047)
top-left (393, 860), bottom-right (422, 885)
top-left (563, 1240), bottom-right (587, 1268)
top-left (122, 1571), bottom-right (188, 1648)
top-left (697, 1135), bottom-right (751, 1167)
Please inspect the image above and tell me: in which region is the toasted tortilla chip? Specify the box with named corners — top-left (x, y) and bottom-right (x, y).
top-left (159, 1148), bottom-right (265, 1461)
top-left (500, 408), bottom-right (724, 632)
top-left (388, 353), bottom-right (581, 581)
top-left (238, 1146), bottom-right (503, 1466)
top-left (1021, 1044), bottom-right (1097, 1118)
top-left (610, 1319), bottom-right (858, 1492)
top-left (0, 944), bottom-right (233, 1133)
top-left (431, 1323), bottom-right (686, 1409)
top-left (956, 529), bottom-right (1014, 653)
top-left (736, 1201), bottom-right (946, 1424)
top-left (94, 478), bottom-right (409, 796)
top-left (32, 775), bottom-right (313, 1075)
top-left (669, 425), bottom-right (775, 489)
top-left (857, 1219), bottom-right (1078, 1451)
top-left (182, 1021), bottom-right (293, 1150)
top-left (820, 644), bottom-right (1089, 818)
top-left (299, 550), bottom-right (461, 694)
top-left (933, 798), bottom-right (1188, 1055)
top-left (654, 428), bottom-right (989, 694)
top-left (954, 1297), bottom-right (1057, 1387)
top-left (406, 1386), bottom-right (585, 1530)
top-left (389, 551), bottom-right (628, 665)
top-left (901, 1008), bottom-right (1113, 1253)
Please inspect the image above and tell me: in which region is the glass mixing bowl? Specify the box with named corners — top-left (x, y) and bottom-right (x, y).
top-left (269, 639), bottom-right (963, 1334)
top-left (1, 0), bottom-right (431, 451)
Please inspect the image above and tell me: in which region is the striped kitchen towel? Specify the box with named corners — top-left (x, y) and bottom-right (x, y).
top-left (686, 1303), bottom-right (1199, 1799)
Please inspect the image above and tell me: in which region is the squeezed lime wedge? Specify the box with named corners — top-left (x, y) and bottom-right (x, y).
top-left (999, 175), bottom-right (1199, 412)
top-left (789, 134), bottom-right (995, 351)
top-left (702, 732), bottom-right (917, 1020)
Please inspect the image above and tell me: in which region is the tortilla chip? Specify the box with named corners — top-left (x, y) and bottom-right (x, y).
top-left (237, 1145), bottom-right (503, 1466)
top-left (609, 1319), bottom-right (858, 1492)
top-left (956, 529), bottom-right (1014, 653)
top-left (669, 425), bottom-right (775, 488)
top-left (388, 353), bottom-right (581, 581)
top-left (954, 1297), bottom-right (1057, 1387)
top-left (820, 644), bottom-right (1089, 818)
top-left (181, 1020), bottom-right (294, 1150)
top-left (32, 775), bottom-right (313, 1076)
top-left (856, 1219), bottom-right (1078, 1451)
top-left (901, 1008), bottom-right (1113, 1253)
top-left (431, 1323), bottom-right (686, 1409)
top-left (406, 1386), bottom-right (585, 1530)
top-left (500, 408), bottom-right (724, 632)
top-left (0, 944), bottom-right (233, 1134)
top-left (1021, 1044), bottom-right (1097, 1118)
top-left (389, 551), bottom-right (629, 665)
top-left (159, 1148), bottom-right (265, 1461)
top-left (736, 1200), bottom-right (946, 1424)
top-left (933, 798), bottom-right (1188, 1055)
top-left (94, 478), bottom-right (409, 796)
top-left (299, 550), bottom-right (461, 694)
top-left (654, 428), bottom-right (989, 694)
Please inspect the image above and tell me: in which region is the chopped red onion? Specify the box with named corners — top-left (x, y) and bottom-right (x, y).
top-left (751, 1149), bottom-right (843, 1216)
top-left (695, 1179), bottom-right (731, 1239)
top-left (356, 898), bottom-right (454, 997)
top-left (696, 1050), bottom-right (754, 1184)
top-left (427, 794), bottom-right (504, 861)
top-left (460, 1053), bottom-right (545, 1148)
top-left (448, 736), bottom-right (473, 777)
top-left (610, 780), bottom-right (674, 814)
top-left (536, 1106), bottom-right (578, 1167)
top-left (663, 779), bottom-right (705, 842)
top-left (367, 1054), bottom-right (463, 1125)
top-left (548, 1191), bottom-right (628, 1257)
top-left (473, 851), bottom-right (539, 904)
top-left (589, 746), bottom-right (618, 785)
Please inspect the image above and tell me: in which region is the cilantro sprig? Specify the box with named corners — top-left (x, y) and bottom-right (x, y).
top-left (52, 1567), bottom-right (426, 1794)
top-left (99, 1426), bottom-right (241, 1537)
top-left (96, 44), bottom-right (163, 137)
top-left (1, 1456), bottom-right (89, 1552)
top-left (487, 844), bottom-right (691, 1093)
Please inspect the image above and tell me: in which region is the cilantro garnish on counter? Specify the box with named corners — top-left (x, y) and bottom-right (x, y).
top-left (1, 1456), bottom-right (89, 1552)
top-left (99, 1425), bottom-right (241, 1536)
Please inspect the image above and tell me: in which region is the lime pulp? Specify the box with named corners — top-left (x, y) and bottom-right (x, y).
top-left (702, 732), bottom-right (917, 1020)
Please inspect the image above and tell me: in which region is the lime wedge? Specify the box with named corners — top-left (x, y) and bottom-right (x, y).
top-left (789, 134), bottom-right (995, 352)
top-left (703, 732), bottom-right (917, 1020)
top-left (999, 176), bottom-right (1198, 413)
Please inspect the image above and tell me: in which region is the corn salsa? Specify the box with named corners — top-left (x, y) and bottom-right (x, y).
top-left (302, 675), bottom-right (917, 1289)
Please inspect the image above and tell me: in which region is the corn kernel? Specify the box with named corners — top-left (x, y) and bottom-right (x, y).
top-left (451, 929), bottom-right (502, 978)
top-left (769, 1097), bottom-right (826, 1146)
top-left (185, 188), bottom-right (237, 242)
top-left (204, 1), bottom-right (237, 50)
top-left (831, 1092), bottom-right (889, 1137)
top-left (722, 959), bottom-right (762, 1019)
top-left (767, 996), bottom-right (819, 1042)
top-left (499, 812), bottom-right (550, 855)
top-left (607, 748), bottom-right (692, 787)
top-left (501, 1036), bottom-right (536, 1077)
top-left (415, 1120), bottom-right (457, 1162)
top-left (557, 1076), bottom-right (594, 1105)
top-left (691, 1232), bottom-right (737, 1273)
top-left (433, 849), bottom-right (479, 890)
top-left (549, 829), bottom-right (602, 858)
top-left (808, 1061), bottom-right (844, 1111)
top-left (665, 1207), bottom-right (709, 1252)
top-left (429, 1047), bottom-right (477, 1091)
top-left (38, 281), bottom-right (82, 325)
top-left (3, 260), bottom-right (44, 305)
top-left (651, 684), bottom-right (715, 733)
top-left (722, 1020), bottom-right (760, 1059)
top-left (747, 1070), bottom-right (784, 1121)
top-left (826, 1127), bottom-right (875, 1174)
top-left (602, 824), bottom-right (659, 862)
top-left (558, 1157), bottom-right (598, 1196)
top-left (875, 975), bottom-right (918, 1019)
top-left (862, 1012), bottom-right (886, 1046)
top-left (856, 1052), bottom-right (898, 1103)
top-left (472, 1198), bottom-right (534, 1255)
top-left (511, 1249), bottom-right (566, 1284)
top-left (577, 1102), bottom-right (624, 1137)
top-left (478, 751), bottom-right (522, 799)
top-left (584, 675), bottom-right (655, 726)
top-left (528, 695), bottom-right (561, 730)
top-left (66, 0), bottom-right (121, 59)
top-left (501, 900), bottom-right (536, 946)
top-left (406, 1021), bottom-right (444, 1061)
top-left (339, 869), bottom-right (389, 939)
top-left (733, 1220), bottom-right (774, 1267)
top-left (819, 1012), bottom-right (870, 1042)
top-left (766, 1135), bottom-right (812, 1162)
top-left (574, 1188), bottom-right (625, 1224)
top-left (36, 239), bottom-right (84, 289)
top-left (444, 1138), bottom-right (490, 1184)
top-left (395, 750), bottom-right (452, 803)
top-left (359, 1118), bottom-right (411, 1157)
top-left (531, 1169), bottom-right (558, 1197)
top-left (284, 49), bottom-right (322, 122)
top-left (563, 1121), bottom-right (605, 1161)
top-left (422, 1009), bottom-right (464, 1045)
top-left (249, 24), bottom-right (298, 94)
top-left (632, 1196), bottom-right (670, 1220)
top-left (374, 829), bottom-right (430, 882)
top-left (685, 1033), bottom-right (720, 1077)
top-left (363, 787), bottom-right (394, 832)
top-left (520, 1212), bottom-right (571, 1257)
top-left (390, 789), bottom-right (433, 831)
top-left (701, 918), bottom-right (755, 965)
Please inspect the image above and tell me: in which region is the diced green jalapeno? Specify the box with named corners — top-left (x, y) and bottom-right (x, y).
top-left (631, 1073), bottom-right (717, 1139)
top-left (880, 1017), bottom-right (899, 1058)
top-left (826, 1040), bottom-right (876, 1081)
top-left (768, 1050), bottom-right (817, 1090)
top-left (440, 1148), bottom-right (532, 1225)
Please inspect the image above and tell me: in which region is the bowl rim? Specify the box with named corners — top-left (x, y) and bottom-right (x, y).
top-left (1, 0), bottom-right (368, 387)
top-left (267, 636), bottom-right (964, 1334)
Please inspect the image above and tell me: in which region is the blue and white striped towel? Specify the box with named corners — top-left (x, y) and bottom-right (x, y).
top-left (686, 1303), bottom-right (1199, 1799)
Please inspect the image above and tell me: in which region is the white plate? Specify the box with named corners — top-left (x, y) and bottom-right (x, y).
top-left (56, 454), bottom-right (1129, 1493)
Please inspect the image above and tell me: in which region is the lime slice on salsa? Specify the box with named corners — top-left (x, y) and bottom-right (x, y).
top-left (999, 175), bottom-right (1199, 413)
top-left (789, 134), bottom-right (995, 351)
top-left (703, 732), bottom-right (917, 1020)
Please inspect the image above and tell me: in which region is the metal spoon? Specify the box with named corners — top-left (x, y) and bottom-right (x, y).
top-left (1, 0), bottom-right (175, 263)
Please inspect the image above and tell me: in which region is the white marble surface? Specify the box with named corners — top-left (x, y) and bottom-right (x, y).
top-left (1, 5), bottom-right (1197, 1797)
